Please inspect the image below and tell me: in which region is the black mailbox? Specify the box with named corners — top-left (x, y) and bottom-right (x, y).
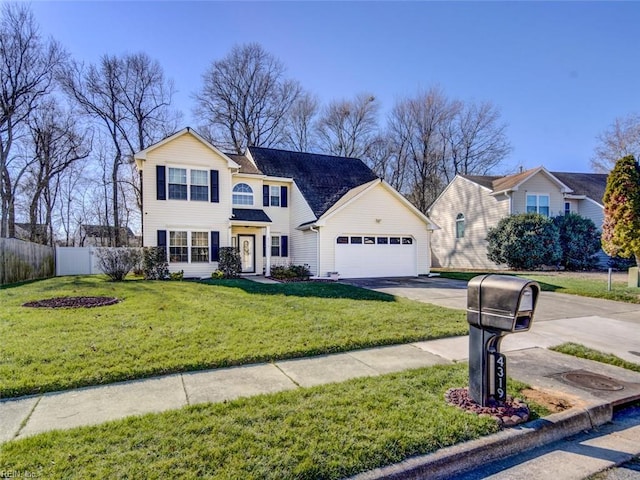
top-left (467, 274), bottom-right (539, 333)
top-left (466, 275), bottom-right (540, 407)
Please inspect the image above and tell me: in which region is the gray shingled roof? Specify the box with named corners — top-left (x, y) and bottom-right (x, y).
top-left (231, 209), bottom-right (272, 223)
top-left (550, 172), bottom-right (608, 204)
top-left (461, 171), bottom-right (608, 204)
top-left (248, 147), bottom-right (378, 218)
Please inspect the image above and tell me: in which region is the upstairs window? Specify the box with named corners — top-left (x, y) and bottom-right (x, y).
top-left (526, 194), bottom-right (550, 217)
top-left (456, 213), bottom-right (465, 239)
top-left (190, 170), bottom-right (209, 201)
top-left (270, 186), bottom-right (281, 206)
top-left (168, 168), bottom-right (187, 200)
top-left (233, 183), bottom-right (254, 205)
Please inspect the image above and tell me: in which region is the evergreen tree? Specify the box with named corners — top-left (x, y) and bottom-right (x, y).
top-left (602, 155), bottom-right (640, 267)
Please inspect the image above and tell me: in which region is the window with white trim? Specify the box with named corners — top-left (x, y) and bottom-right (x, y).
top-left (564, 202), bottom-right (571, 215)
top-left (270, 186), bottom-right (280, 206)
top-left (456, 213), bottom-right (465, 239)
top-left (526, 194), bottom-right (550, 217)
top-left (168, 168), bottom-right (187, 200)
top-left (191, 232), bottom-right (209, 262)
top-left (233, 183), bottom-right (254, 205)
top-left (190, 170), bottom-right (208, 201)
top-left (271, 236), bottom-right (281, 256)
top-left (169, 231), bottom-right (188, 262)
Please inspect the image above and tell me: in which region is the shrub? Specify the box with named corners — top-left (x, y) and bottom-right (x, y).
top-left (486, 213), bottom-right (562, 270)
top-left (270, 264), bottom-right (311, 281)
top-left (95, 248), bottom-right (142, 282)
top-left (211, 269), bottom-right (225, 279)
top-left (169, 270), bottom-right (184, 281)
top-left (553, 213), bottom-right (601, 270)
top-left (219, 247), bottom-right (241, 278)
top-left (142, 247), bottom-right (169, 280)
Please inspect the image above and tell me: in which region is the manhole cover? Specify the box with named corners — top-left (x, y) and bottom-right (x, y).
top-left (560, 370), bottom-right (624, 391)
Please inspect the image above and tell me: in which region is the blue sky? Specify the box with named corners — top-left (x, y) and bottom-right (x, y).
top-left (30, 1), bottom-right (640, 173)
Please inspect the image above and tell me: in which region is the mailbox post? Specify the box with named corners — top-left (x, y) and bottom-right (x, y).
top-left (467, 275), bottom-right (540, 407)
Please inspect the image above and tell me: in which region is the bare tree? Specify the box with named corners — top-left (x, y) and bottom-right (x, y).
top-left (59, 53), bottom-right (178, 245)
top-left (194, 43), bottom-right (302, 153)
top-left (282, 92), bottom-right (319, 152)
top-left (592, 113), bottom-right (640, 173)
top-left (0, 3), bottom-right (65, 238)
top-left (25, 98), bottom-right (91, 245)
top-left (442, 101), bottom-right (511, 183)
top-left (387, 88), bottom-right (456, 213)
top-left (386, 88), bottom-right (511, 213)
top-left (316, 93), bottom-right (380, 159)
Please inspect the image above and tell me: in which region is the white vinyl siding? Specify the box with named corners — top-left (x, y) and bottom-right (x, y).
top-left (289, 181), bottom-right (317, 274)
top-left (429, 176), bottom-right (510, 269)
top-left (140, 133), bottom-right (234, 277)
top-left (317, 183), bottom-right (430, 278)
top-left (511, 172), bottom-right (565, 217)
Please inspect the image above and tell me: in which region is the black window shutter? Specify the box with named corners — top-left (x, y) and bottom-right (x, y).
top-left (210, 170), bottom-right (219, 203)
top-left (157, 230), bottom-right (167, 260)
top-left (263, 185), bottom-right (269, 207)
top-left (156, 166), bottom-right (166, 200)
top-left (281, 186), bottom-right (288, 208)
top-left (262, 235), bottom-right (266, 257)
top-left (281, 235), bottom-right (288, 257)
top-left (211, 231), bottom-right (220, 261)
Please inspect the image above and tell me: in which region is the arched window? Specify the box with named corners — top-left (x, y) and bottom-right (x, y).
top-left (232, 183), bottom-right (254, 205)
top-left (456, 213), bottom-right (465, 239)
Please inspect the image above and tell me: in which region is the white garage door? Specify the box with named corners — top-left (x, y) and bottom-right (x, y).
top-left (334, 235), bottom-right (417, 278)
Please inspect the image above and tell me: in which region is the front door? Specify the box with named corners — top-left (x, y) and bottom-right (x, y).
top-left (238, 235), bottom-right (255, 273)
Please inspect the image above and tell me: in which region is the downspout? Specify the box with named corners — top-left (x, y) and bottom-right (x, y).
top-left (310, 225), bottom-right (320, 278)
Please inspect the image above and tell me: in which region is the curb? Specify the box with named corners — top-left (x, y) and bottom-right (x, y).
top-left (349, 403), bottom-right (613, 480)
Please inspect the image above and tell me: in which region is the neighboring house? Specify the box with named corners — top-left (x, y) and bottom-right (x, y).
top-left (428, 167), bottom-right (608, 270)
top-left (14, 223), bottom-right (50, 245)
top-left (80, 224), bottom-right (139, 247)
top-left (134, 127), bottom-right (436, 278)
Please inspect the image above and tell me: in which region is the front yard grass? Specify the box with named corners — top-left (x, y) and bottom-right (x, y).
top-left (0, 363), bottom-right (545, 479)
top-left (0, 276), bottom-right (466, 398)
top-left (551, 343), bottom-right (640, 373)
top-left (435, 270), bottom-right (640, 304)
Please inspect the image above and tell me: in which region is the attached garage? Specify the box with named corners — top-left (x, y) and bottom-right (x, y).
top-left (334, 235), bottom-right (417, 278)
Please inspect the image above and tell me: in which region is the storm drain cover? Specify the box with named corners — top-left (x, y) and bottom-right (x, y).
top-left (559, 370), bottom-right (624, 391)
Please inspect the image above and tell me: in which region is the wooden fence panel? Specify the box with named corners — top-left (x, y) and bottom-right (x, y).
top-left (0, 238), bottom-right (55, 285)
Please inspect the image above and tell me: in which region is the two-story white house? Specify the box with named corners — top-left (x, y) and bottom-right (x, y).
top-left (134, 128), bottom-right (436, 278)
top-left (427, 166), bottom-right (609, 270)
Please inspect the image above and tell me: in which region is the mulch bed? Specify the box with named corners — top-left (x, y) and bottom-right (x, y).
top-left (22, 296), bottom-right (120, 309)
top-left (445, 387), bottom-right (530, 427)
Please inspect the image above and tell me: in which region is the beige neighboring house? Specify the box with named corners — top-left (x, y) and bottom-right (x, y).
top-left (79, 225), bottom-right (139, 247)
top-left (427, 167), bottom-right (609, 270)
top-left (134, 127), bottom-right (436, 278)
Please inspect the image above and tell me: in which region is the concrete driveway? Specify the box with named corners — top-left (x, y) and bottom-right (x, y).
top-left (344, 276), bottom-right (640, 364)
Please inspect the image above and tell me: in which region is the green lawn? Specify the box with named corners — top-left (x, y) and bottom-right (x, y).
top-left (0, 363), bottom-right (545, 479)
top-left (0, 276), bottom-right (466, 398)
top-left (434, 270), bottom-right (640, 304)
top-left (551, 343), bottom-right (640, 373)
